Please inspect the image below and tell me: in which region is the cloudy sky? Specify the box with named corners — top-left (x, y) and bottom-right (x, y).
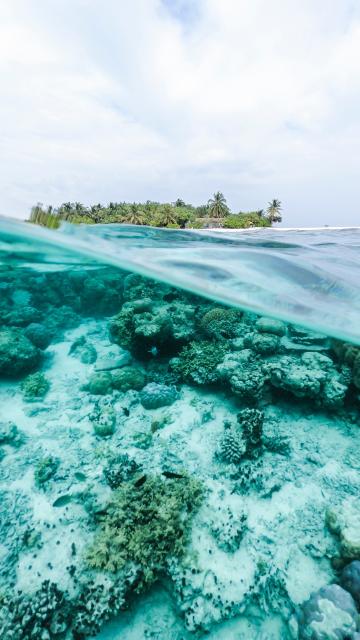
top-left (1, 0), bottom-right (360, 225)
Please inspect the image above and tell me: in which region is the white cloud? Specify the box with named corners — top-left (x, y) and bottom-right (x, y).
top-left (0, 0), bottom-right (359, 223)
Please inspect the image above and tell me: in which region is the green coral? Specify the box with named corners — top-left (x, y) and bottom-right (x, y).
top-left (21, 372), bottom-right (50, 400)
top-left (83, 372), bottom-right (113, 395)
top-left (170, 341), bottom-right (227, 385)
top-left (87, 475), bottom-right (204, 589)
top-left (111, 366), bottom-right (146, 392)
top-left (34, 456), bottom-right (59, 487)
top-left (200, 307), bottom-right (242, 339)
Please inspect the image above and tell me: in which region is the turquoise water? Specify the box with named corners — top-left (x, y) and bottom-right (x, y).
top-left (0, 218), bottom-right (360, 639)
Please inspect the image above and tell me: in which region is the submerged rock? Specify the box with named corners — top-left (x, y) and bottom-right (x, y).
top-left (24, 322), bottom-right (54, 349)
top-left (0, 327), bottom-right (40, 377)
top-left (341, 561), bottom-right (360, 607)
top-left (255, 316), bottom-right (287, 336)
top-left (69, 335), bottom-right (97, 364)
top-left (297, 584), bottom-right (359, 639)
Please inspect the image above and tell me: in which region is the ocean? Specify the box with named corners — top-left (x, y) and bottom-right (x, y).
top-left (0, 218), bottom-right (359, 639)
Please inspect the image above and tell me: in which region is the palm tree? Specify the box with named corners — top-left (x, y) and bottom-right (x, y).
top-left (157, 204), bottom-right (177, 227)
top-left (266, 199), bottom-right (282, 224)
top-left (124, 203), bottom-right (146, 225)
top-left (58, 202), bottom-right (74, 221)
top-left (74, 202), bottom-right (86, 215)
top-left (174, 198), bottom-right (186, 207)
top-left (207, 192), bottom-right (229, 218)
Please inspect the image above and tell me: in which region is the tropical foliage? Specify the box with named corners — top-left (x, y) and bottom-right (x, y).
top-left (266, 199), bottom-right (282, 224)
top-left (207, 191), bottom-right (229, 218)
top-left (28, 194), bottom-right (282, 229)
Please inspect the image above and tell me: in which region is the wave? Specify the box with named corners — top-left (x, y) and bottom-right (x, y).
top-left (1, 216), bottom-right (360, 344)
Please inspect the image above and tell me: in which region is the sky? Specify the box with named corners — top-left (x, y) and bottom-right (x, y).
top-left (1, 0), bottom-right (360, 225)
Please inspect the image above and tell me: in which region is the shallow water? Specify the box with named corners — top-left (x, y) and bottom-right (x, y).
top-left (0, 219), bottom-right (360, 639)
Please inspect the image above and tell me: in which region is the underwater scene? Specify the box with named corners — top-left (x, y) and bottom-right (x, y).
top-left (0, 220), bottom-right (360, 640)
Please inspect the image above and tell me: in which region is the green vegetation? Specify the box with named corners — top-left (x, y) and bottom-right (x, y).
top-left (28, 194), bottom-right (282, 230)
top-left (21, 372), bottom-right (50, 400)
top-left (266, 198), bottom-right (282, 224)
top-left (87, 474), bottom-right (203, 589)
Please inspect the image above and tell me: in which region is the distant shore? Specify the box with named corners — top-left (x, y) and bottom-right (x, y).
top-left (194, 226), bottom-right (360, 232)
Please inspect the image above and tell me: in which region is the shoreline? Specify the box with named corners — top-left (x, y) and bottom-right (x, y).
top-left (192, 226), bottom-right (360, 232)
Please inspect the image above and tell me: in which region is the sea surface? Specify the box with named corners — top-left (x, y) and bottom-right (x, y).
top-left (0, 218), bottom-right (360, 639)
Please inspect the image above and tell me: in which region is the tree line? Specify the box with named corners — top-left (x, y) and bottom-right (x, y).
top-left (28, 193), bottom-right (282, 229)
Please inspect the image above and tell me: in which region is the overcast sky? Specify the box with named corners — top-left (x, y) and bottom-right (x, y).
top-left (1, 0), bottom-right (360, 225)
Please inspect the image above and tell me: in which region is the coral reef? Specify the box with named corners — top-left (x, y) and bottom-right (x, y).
top-left (90, 401), bottom-right (117, 436)
top-left (140, 382), bottom-right (179, 409)
top-left (326, 498), bottom-right (360, 560)
top-left (83, 372), bottom-right (113, 395)
top-left (1, 259), bottom-right (360, 638)
top-left (24, 322), bottom-right (54, 350)
top-left (0, 580), bottom-right (71, 640)
top-left (0, 421), bottom-right (23, 447)
top-left (21, 372), bottom-right (50, 400)
top-left (199, 307), bottom-right (242, 339)
top-left (296, 584), bottom-right (359, 639)
top-left (268, 352), bottom-right (350, 408)
top-left (171, 341), bottom-right (227, 385)
top-left (0, 327), bottom-right (40, 377)
top-left (341, 561), bottom-right (360, 607)
top-left (109, 287), bottom-right (197, 357)
top-left (111, 365), bottom-right (146, 392)
top-left (218, 409), bottom-right (264, 464)
top-left (218, 421), bottom-right (247, 464)
top-left (216, 349), bottom-right (266, 400)
top-left (72, 579), bottom-right (127, 638)
top-left (87, 475), bottom-right (203, 589)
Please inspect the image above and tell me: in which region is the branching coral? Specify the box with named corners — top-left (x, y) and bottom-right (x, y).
top-left (218, 410), bottom-right (264, 465)
top-left (86, 475), bottom-right (204, 590)
top-left (170, 341), bottom-right (227, 385)
top-left (0, 580), bottom-right (71, 640)
top-left (218, 422), bottom-right (247, 464)
top-left (21, 372), bottom-right (50, 400)
top-left (72, 580), bottom-right (126, 638)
